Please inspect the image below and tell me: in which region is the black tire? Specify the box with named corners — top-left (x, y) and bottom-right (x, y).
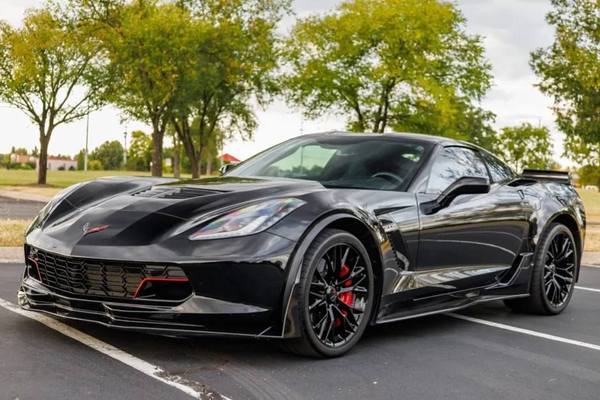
top-left (504, 223), bottom-right (578, 315)
top-left (283, 229), bottom-right (375, 357)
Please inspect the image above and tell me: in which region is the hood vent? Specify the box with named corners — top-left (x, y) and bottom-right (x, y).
top-left (132, 186), bottom-right (220, 199)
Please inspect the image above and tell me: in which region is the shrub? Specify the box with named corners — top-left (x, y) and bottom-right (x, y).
top-left (88, 160), bottom-right (103, 170)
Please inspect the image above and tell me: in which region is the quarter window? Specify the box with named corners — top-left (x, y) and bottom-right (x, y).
top-left (480, 151), bottom-right (515, 183)
top-left (427, 147), bottom-right (488, 193)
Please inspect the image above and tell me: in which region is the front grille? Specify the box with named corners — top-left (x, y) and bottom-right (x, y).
top-left (29, 248), bottom-right (187, 299)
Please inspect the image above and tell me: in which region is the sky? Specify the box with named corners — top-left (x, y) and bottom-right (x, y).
top-left (0, 0), bottom-right (563, 163)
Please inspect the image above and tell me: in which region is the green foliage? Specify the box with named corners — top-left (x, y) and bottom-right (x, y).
top-left (90, 140), bottom-right (124, 170)
top-left (75, 149), bottom-right (85, 170)
top-left (579, 164), bottom-right (600, 188)
top-left (531, 0), bottom-right (599, 158)
top-left (495, 123), bottom-right (553, 172)
top-left (564, 135), bottom-right (599, 166)
top-left (87, 159), bottom-right (103, 171)
top-left (98, 1), bottom-right (198, 176)
top-left (170, 0), bottom-right (289, 178)
top-left (283, 0), bottom-right (494, 144)
top-left (10, 147), bottom-right (28, 155)
top-left (126, 130), bottom-right (153, 171)
top-left (0, 7), bottom-right (106, 184)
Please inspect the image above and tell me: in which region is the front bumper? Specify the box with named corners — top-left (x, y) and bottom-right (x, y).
top-left (19, 276), bottom-right (283, 338)
top-left (19, 230), bottom-right (299, 338)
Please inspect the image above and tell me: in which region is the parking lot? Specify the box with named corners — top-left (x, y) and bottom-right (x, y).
top-left (0, 261), bottom-right (599, 400)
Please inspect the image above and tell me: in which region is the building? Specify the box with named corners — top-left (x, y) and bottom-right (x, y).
top-left (9, 154), bottom-right (37, 164)
top-left (38, 157), bottom-right (78, 171)
top-left (220, 153), bottom-right (241, 165)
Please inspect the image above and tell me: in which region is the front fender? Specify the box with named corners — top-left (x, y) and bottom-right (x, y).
top-left (277, 211), bottom-right (386, 338)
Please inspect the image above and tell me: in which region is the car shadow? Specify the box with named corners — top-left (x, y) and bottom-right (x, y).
top-left (63, 308), bottom-right (472, 366)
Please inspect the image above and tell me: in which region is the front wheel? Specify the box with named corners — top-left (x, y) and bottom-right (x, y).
top-left (505, 223), bottom-right (578, 315)
top-left (284, 229), bottom-right (375, 357)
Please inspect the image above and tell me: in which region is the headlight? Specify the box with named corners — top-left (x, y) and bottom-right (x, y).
top-left (189, 198), bottom-right (305, 240)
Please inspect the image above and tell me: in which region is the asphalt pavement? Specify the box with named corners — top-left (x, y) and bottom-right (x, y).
top-left (0, 196), bottom-right (45, 220)
top-left (0, 263), bottom-right (599, 400)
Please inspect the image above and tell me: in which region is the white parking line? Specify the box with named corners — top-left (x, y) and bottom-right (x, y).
top-left (576, 286), bottom-right (600, 293)
top-left (0, 297), bottom-right (230, 400)
top-left (447, 312), bottom-right (600, 352)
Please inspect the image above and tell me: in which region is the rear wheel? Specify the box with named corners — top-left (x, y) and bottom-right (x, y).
top-left (504, 223), bottom-right (578, 315)
top-left (284, 229), bottom-right (375, 357)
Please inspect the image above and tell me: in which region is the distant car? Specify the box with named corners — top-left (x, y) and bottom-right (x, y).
top-left (19, 132), bottom-right (586, 357)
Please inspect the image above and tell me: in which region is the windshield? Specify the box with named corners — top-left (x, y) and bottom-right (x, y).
top-left (229, 135), bottom-right (431, 191)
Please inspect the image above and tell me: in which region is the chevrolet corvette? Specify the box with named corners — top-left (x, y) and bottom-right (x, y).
top-left (19, 132), bottom-right (586, 357)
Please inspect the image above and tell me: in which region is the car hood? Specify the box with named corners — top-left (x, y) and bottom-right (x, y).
top-left (29, 176), bottom-right (325, 250)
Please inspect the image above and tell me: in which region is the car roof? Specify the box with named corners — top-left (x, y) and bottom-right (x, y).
top-left (302, 131), bottom-right (476, 148)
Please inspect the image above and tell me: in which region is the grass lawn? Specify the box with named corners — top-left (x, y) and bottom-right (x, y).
top-left (578, 189), bottom-right (600, 253)
top-left (0, 169), bottom-right (193, 188)
top-left (0, 169), bottom-right (195, 198)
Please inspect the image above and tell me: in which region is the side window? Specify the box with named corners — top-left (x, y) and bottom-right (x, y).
top-left (480, 151), bottom-right (515, 183)
top-left (427, 147), bottom-right (488, 193)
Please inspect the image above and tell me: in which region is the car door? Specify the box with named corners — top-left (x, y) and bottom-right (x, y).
top-left (415, 146), bottom-right (528, 292)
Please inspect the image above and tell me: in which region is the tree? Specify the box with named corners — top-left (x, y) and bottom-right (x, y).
top-left (531, 0), bottom-right (599, 154)
top-left (283, 0), bottom-right (493, 144)
top-left (170, 0), bottom-right (289, 178)
top-left (0, 8), bottom-right (105, 184)
top-left (126, 130), bottom-right (152, 171)
top-left (10, 147), bottom-right (28, 155)
top-left (495, 123), bottom-right (553, 172)
top-left (566, 135), bottom-right (600, 188)
top-left (75, 148), bottom-right (85, 170)
top-left (90, 140), bottom-right (124, 170)
top-left (102, 1), bottom-right (197, 177)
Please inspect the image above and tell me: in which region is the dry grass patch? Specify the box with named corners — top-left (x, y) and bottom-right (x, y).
top-left (585, 227), bottom-right (600, 252)
top-left (0, 219), bottom-right (29, 247)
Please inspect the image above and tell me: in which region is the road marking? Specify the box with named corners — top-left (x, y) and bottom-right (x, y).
top-left (576, 286), bottom-right (600, 293)
top-left (447, 312), bottom-right (600, 352)
top-left (0, 297), bottom-right (230, 400)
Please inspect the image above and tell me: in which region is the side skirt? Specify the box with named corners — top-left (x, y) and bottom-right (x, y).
top-left (375, 252), bottom-right (534, 325)
top-left (375, 293), bottom-right (529, 325)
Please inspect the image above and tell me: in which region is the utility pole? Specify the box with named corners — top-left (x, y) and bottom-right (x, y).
top-left (84, 113), bottom-right (89, 171)
top-left (123, 131), bottom-right (128, 167)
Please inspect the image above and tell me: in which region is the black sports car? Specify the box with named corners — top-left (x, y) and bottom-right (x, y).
top-left (19, 132), bottom-right (586, 357)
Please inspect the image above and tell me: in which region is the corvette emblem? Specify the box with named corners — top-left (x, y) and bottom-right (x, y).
top-left (82, 223), bottom-right (110, 235)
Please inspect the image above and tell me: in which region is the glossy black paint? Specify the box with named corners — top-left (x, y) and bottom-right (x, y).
top-left (19, 132), bottom-right (586, 339)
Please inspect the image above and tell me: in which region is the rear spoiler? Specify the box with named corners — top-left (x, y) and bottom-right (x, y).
top-left (521, 169), bottom-right (571, 184)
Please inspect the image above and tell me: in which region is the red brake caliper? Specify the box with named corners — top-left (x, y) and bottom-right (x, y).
top-left (335, 264), bottom-right (354, 327)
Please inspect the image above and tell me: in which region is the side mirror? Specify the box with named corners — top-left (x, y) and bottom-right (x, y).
top-left (422, 177), bottom-right (490, 215)
top-left (219, 163), bottom-right (236, 175)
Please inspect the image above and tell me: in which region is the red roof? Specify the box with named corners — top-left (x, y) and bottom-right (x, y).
top-left (220, 153), bottom-right (240, 163)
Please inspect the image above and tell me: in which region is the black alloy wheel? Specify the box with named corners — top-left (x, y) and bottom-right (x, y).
top-left (284, 229), bottom-right (374, 357)
top-left (505, 223), bottom-right (578, 315)
top-left (543, 231), bottom-right (576, 308)
top-left (308, 242), bottom-right (369, 348)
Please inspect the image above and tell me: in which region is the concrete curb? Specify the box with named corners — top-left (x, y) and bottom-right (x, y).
top-left (0, 189), bottom-right (51, 203)
top-left (0, 247), bottom-right (23, 264)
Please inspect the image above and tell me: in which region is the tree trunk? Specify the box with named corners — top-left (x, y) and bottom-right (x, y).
top-left (173, 117), bottom-right (199, 178)
top-left (173, 140), bottom-right (181, 179)
top-left (197, 143), bottom-right (206, 178)
top-left (37, 129), bottom-right (50, 185)
top-left (151, 119), bottom-right (163, 177)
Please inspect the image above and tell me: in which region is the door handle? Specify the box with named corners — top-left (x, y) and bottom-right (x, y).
top-left (517, 189), bottom-right (525, 200)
